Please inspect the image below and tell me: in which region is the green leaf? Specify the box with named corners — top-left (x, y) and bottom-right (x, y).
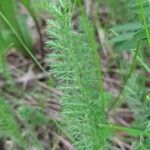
top-left (0, 97), bottom-right (27, 149)
top-left (16, 15), bottom-right (33, 50)
top-left (114, 39), bottom-right (137, 51)
top-left (0, 0), bottom-right (18, 31)
top-left (0, 0), bottom-right (33, 55)
top-left (111, 22), bottom-right (143, 33)
top-left (111, 32), bottom-right (135, 43)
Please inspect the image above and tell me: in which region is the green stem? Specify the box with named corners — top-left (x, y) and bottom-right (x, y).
top-left (139, 0), bottom-right (150, 47)
top-left (99, 123), bottom-right (150, 137)
top-left (0, 11), bottom-right (45, 73)
top-left (20, 1), bottom-right (45, 58)
top-left (109, 41), bottom-right (141, 111)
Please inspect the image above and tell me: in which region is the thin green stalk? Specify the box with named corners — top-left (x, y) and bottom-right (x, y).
top-left (139, 0), bottom-right (150, 46)
top-left (95, 18), bottom-right (106, 112)
top-left (0, 11), bottom-right (45, 73)
top-left (109, 41), bottom-right (141, 111)
top-left (20, 1), bottom-right (44, 58)
top-left (99, 123), bottom-right (150, 137)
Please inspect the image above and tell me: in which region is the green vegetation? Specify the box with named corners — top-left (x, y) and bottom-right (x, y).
top-left (47, 1), bottom-right (110, 149)
top-left (0, 0), bottom-right (150, 149)
top-left (0, 97), bottom-right (27, 149)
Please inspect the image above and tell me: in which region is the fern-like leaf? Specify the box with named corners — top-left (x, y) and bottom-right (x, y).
top-left (47, 0), bottom-right (111, 149)
top-left (125, 75), bottom-right (150, 149)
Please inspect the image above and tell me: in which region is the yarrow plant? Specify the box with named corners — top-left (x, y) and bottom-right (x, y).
top-left (47, 0), bottom-right (150, 149)
top-left (47, 0), bottom-right (111, 149)
top-left (1, 0), bottom-right (150, 150)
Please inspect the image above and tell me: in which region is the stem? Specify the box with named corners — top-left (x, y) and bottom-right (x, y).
top-left (21, 1), bottom-right (45, 58)
top-left (99, 123), bottom-right (150, 137)
top-left (0, 11), bottom-right (45, 73)
top-left (109, 41), bottom-right (141, 111)
top-left (139, 0), bottom-right (150, 47)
